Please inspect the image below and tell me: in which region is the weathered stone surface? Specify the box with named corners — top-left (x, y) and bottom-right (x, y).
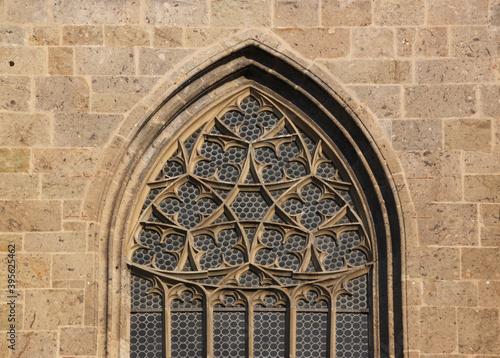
top-left (0, 47), bottom-right (46, 75)
top-left (104, 25), bottom-right (150, 46)
top-left (139, 48), bottom-right (194, 75)
top-left (274, 28), bottom-right (349, 59)
top-left (419, 307), bottom-right (457, 353)
top-left (408, 247), bottom-right (460, 280)
top-left (17, 253), bottom-right (51, 288)
top-left (464, 175), bottom-right (500, 203)
top-left (480, 85), bottom-right (500, 118)
top-left (274, 0), bottom-right (319, 27)
top-left (413, 203), bottom-right (477, 246)
top-left (41, 174), bottom-right (88, 199)
top-left (0, 113), bottom-right (50, 146)
top-left (211, 0), bottom-right (270, 27)
top-left (75, 47), bottom-right (135, 75)
top-left (352, 28), bottom-right (394, 57)
top-left (374, 0), bottom-right (424, 26)
top-left (0, 25), bottom-right (25, 45)
top-left (396, 27), bottom-right (448, 57)
top-left (5, 0), bottom-right (48, 23)
top-left (321, 0), bottom-right (371, 26)
top-left (29, 25), bottom-right (60, 46)
top-left (322, 60), bottom-right (411, 84)
top-left (59, 327), bottom-right (97, 355)
top-left (184, 28), bottom-right (240, 48)
top-left (0, 174), bottom-right (39, 199)
top-left (24, 289), bottom-right (83, 329)
top-left (35, 76), bottom-right (89, 113)
top-left (52, 0), bottom-right (140, 24)
top-left (479, 204), bottom-right (500, 246)
top-left (15, 331), bottom-right (58, 358)
top-left (0, 148), bottom-right (30, 173)
top-left (0, 200), bottom-right (61, 232)
top-left (92, 76), bottom-right (159, 93)
top-left (444, 119), bottom-right (491, 151)
top-left (478, 280), bottom-right (500, 307)
top-left (427, 0), bottom-right (489, 25)
top-left (493, 1), bottom-right (500, 26)
top-left (0, 301), bottom-right (23, 330)
top-left (33, 148), bottom-right (99, 176)
top-left (405, 85), bottom-right (476, 118)
top-left (48, 46), bottom-right (73, 75)
top-left (457, 309), bottom-right (500, 354)
top-left (54, 113), bottom-right (121, 147)
top-left (62, 25), bottom-right (103, 45)
top-left (144, 0), bottom-right (209, 26)
top-left (422, 280), bottom-right (477, 307)
top-left (52, 253), bottom-right (94, 280)
top-left (416, 58), bottom-right (494, 84)
top-left (25, 232), bottom-right (86, 252)
top-left (462, 248), bottom-right (500, 279)
top-left (348, 85), bottom-right (401, 118)
top-left (392, 119), bottom-right (442, 150)
top-left (91, 92), bottom-right (145, 113)
top-left (153, 26), bottom-right (183, 48)
top-left (451, 27), bottom-right (499, 58)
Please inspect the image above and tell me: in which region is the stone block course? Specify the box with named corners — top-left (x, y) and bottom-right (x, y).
top-left (480, 204), bottom-right (500, 246)
top-left (0, 200), bottom-right (61, 232)
top-left (351, 28), bottom-right (394, 58)
top-left (211, 0), bottom-right (271, 27)
top-left (144, 0), bottom-right (209, 26)
top-left (24, 232), bottom-right (86, 252)
top-left (29, 25), bottom-right (60, 46)
top-left (48, 47), bottom-right (73, 75)
top-left (104, 26), bottom-right (150, 47)
top-left (464, 175), bottom-right (500, 203)
top-left (422, 280), bottom-right (477, 307)
top-left (396, 27), bottom-right (448, 57)
top-left (75, 47), bottom-right (135, 75)
top-left (374, 0), bottom-right (425, 26)
top-left (322, 59), bottom-right (411, 84)
top-left (444, 119), bottom-right (492, 151)
top-left (0, 174), bottom-right (39, 199)
top-left (0, 148), bottom-right (30, 173)
top-left (416, 58), bottom-right (494, 84)
top-left (462, 248), bottom-right (500, 279)
top-left (427, 0), bottom-right (489, 25)
top-left (0, 25), bottom-right (25, 45)
top-left (348, 85), bottom-right (401, 119)
top-left (0, 113), bottom-right (50, 147)
top-left (419, 307), bottom-right (457, 353)
top-left (153, 26), bottom-right (183, 48)
top-left (139, 48), bottom-right (195, 75)
top-left (52, 0), bottom-right (140, 24)
top-left (59, 326), bottom-right (97, 355)
top-left (0, 47), bottom-right (46, 75)
top-left (321, 0), bottom-right (372, 26)
top-left (392, 119), bottom-right (442, 151)
top-left (35, 76), bottom-right (90, 113)
top-left (274, 0), bottom-right (319, 27)
top-left (62, 25), bottom-right (103, 46)
top-left (5, 0), bottom-right (48, 23)
top-left (457, 308), bottom-right (500, 354)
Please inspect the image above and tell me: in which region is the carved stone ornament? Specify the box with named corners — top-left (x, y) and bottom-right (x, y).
top-left (127, 87), bottom-right (375, 358)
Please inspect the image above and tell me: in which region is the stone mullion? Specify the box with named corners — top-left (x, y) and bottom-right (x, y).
top-left (328, 300), bottom-right (336, 358)
top-left (205, 298), bottom-right (214, 358)
top-left (247, 303), bottom-right (254, 358)
top-left (289, 297), bottom-right (297, 358)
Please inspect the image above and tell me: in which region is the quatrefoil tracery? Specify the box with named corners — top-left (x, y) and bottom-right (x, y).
top-left (129, 89), bottom-right (373, 292)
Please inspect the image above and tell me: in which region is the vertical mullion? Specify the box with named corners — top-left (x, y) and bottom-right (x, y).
top-left (164, 304), bottom-right (171, 358)
top-left (328, 304), bottom-right (336, 358)
top-left (289, 301), bottom-right (296, 358)
top-left (247, 304), bottom-right (254, 358)
top-left (206, 300), bottom-right (214, 358)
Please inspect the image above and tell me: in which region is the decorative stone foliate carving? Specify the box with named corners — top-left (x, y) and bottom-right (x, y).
top-left (128, 88), bottom-right (373, 358)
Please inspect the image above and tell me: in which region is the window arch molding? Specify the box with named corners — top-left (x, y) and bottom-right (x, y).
top-left (93, 34), bottom-right (409, 358)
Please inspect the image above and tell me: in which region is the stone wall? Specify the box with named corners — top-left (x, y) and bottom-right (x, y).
top-left (0, 0), bottom-right (499, 357)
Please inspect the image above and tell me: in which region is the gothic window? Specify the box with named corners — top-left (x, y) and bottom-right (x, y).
top-left (127, 87), bottom-right (375, 358)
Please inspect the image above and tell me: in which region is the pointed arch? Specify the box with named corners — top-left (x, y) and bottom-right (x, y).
top-left (90, 31), bottom-right (410, 358)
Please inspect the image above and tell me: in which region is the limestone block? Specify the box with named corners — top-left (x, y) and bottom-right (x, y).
top-left (184, 28), bottom-right (241, 48)
top-left (76, 47), bottom-right (135, 75)
top-left (153, 27), bottom-right (183, 48)
top-left (478, 280), bottom-right (500, 307)
top-left (41, 174), bottom-right (88, 199)
top-left (59, 327), bottom-right (97, 355)
top-left (374, 0), bottom-right (424, 26)
top-left (48, 47), bottom-right (73, 75)
top-left (427, 0), bottom-right (489, 25)
top-left (352, 28), bottom-right (394, 57)
top-left (52, 0), bottom-right (140, 24)
top-left (24, 289), bottom-right (83, 330)
top-left (322, 60), bottom-right (410, 84)
top-left (14, 331), bottom-right (57, 358)
top-left (139, 48), bottom-right (194, 75)
top-left (457, 308), bottom-right (500, 354)
top-left (211, 0), bottom-right (270, 27)
top-left (24, 232), bottom-right (86, 252)
top-left (0, 174), bottom-right (39, 199)
top-left (0, 200), bottom-right (61, 232)
top-left (16, 253), bottom-right (51, 288)
top-left (54, 113), bottom-right (122, 147)
top-left (405, 85), bottom-right (476, 118)
top-left (480, 85), bottom-right (500, 118)
top-left (462, 248), bottom-right (500, 279)
top-left (493, 1), bottom-right (500, 26)
top-left (32, 148), bottom-right (99, 176)
top-left (348, 85), bottom-right (401, 119)
top-left (451, 27), bottom-right (499, 58)
top-left (416, 58), bottom-right (494, 84)
top-left (408, 247), bottom-right (460, 280)
top-left (92, 76), bottom-right (159, 93)
top-left (35, 76), bottom-right (89, 113)
top-left (62, 25), bottom-right (103, 45)
top-left (91, 92), bottom-right (146, 113)
top-left (274, 0), bottom-right (319, 27)
top-left (396, 27), bottom-right (448, 57)
top-left (52, 253), bottom-right (94, 280)
top-left (422, 280), bottom-right (478, 307)
top-left (479, 204), bottom-right (500, 246)
top-left (321, 0), bottom-right (371, 26)
top-left (392, 119), bottom-right (442, 150)
top-left (464, 151), bottom-right (500, 173)
top-left (0, 148), bottom-right (30, 173)
top-left (104, 26), bottom-right (150, 47)
top-left (0, 25), bottom-right (25, 45)
top-left (29, 25), bottom-right (60, 46)
top-left (0, 47), bottom-right (46, 75)
top-left (144, 0), bottom-right (209, 26)
top-left (5, 0), bottom-right (48, 23)
top-left (464, 175), bottom-right (500, 203)
top-left (419, 307), bottom-right (457, 353)
top-left (444, 119), bottom-right (492, 151)
top-left (0, 113), bottom-right (50, 146)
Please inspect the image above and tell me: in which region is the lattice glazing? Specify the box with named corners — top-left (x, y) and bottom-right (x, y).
top-left (131, 276), bottom-right (162, 310)
top-left (254, 312), bottom-right (286, 358)
top-left (335, 314), bottom-right (369, 358)
top-left (130, 312), bottom-right (163, 358)
top-left (213, 312), bottom-right (246, 358)
top-left (171, 312), bottom-right (203, 358)
top-left (296, 312), bottom-right (328, 358)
